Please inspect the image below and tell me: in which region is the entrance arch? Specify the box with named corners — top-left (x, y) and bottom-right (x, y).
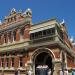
top-left (32, 48), bottom-right (55, 75)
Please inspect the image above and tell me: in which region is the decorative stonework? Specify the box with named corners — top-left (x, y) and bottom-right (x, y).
top-left (32, 47), bottom-right (55, 62)
top-left (0, 8), bottom-right (74, 75)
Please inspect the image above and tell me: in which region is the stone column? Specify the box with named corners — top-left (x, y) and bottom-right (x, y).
top-left (64, 53), bottom-right (67, 69)
top-left (9, 55), bottom-right (12, 68)
top-left (27, 53), bottom-right (34, 75)
top-left (23, 55), bottom-right (25, 68)
top-left (61, 51), bottom-right (66, 75)
top-left (6, 32), bottom-right (9, 43)
top-left (4, 55), bottom-right (6, 68)
top-left (53, 60), bottom-right (62, 75)
top-left (11, 31), bottom-right (14, 42)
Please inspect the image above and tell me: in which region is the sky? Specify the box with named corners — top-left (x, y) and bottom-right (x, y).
top-left (0, 0), bottom-right (75, 40)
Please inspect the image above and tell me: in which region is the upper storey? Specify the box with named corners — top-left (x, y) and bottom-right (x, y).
top-left (0, 8), bottom-right (32, 50)
top-left (0, 8), bottom-right (74, 56)
top-left (30, 19), bottom-right (72, 48)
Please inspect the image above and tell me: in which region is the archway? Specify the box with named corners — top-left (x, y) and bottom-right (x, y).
top-left (32, 48), bottom-right (55, 75)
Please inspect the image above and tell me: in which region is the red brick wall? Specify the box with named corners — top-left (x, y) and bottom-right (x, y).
top-left (16, 29), bottom-right (20, 41)
top-left (53, 51), bottom-right (60, 58)
top-left (0, 24), bottom-right (31, 44)
top-left (67, 55), bottom-right (75, 68)
top-left (50, 47), bottom-right (60, 59)
top-left (24, 25), bottom-right (30, 39)
top-left (24, 55), bottom-right (30, 63)
top-left (14, 56), bottom-right (19, 68)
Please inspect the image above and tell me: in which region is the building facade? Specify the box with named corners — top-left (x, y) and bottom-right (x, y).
top-left (0, 8), bottom-right (75, 75)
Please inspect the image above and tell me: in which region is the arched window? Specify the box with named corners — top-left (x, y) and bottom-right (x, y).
top-left (1, 58), bottom-right (4, 67)
top-left (11, 57), bottom-right (14, 67)
top-left (8, 31), bottom-right (12, 42)
top-left (6, 58), bottom-right (9, 67)
top-left (20, 28), bottom-right (25, 39)
top-left (13, 31), bottom-right (16, 41)
top-left (4, 33), bottom-right (7, 43)
top-left (19, 57), bottom-right (23, 67)
top-left (20, 28), bottom-right (24, 36)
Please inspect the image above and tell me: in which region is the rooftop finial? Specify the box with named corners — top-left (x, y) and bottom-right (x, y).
top-left (23, 8), bottom-right (32, 16)
top-left (19, 9), bottom-right (22, 13)
top-left (70, 36), bottom-right (74, 43)
top-left (60, 19), bottom-right (65, 25)
top-left (25, 8), bottom-right (32, 15)
top-left (27, 8), bottom-right (32, 13)
top-left (11, 8), bottom-right (16, 14)
top-left (0, 20), bottom-right (2, 25)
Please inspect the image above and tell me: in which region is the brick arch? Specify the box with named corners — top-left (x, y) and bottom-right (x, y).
top-left (32, 47), bottom-right (55, 63)
top-left (31, 47), bottom-right (55, 75)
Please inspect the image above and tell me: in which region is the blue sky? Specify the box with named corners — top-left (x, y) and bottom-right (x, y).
top-left (0, 0), bottom-right (75, 39)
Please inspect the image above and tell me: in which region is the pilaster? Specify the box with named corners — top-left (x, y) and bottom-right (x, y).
top-left (14, 55), bottom-right (19, 69)
top-left (4, 55), bottom-right (6, 68)
top-left (9, 55), bottom-right (12, 68)
top-left (16, 29), bottom-right (20, 41)
top-left (53, 60), bottom-right (62, 75)
top-left (24, 25), bottom-right (30, 40)
top-left (11, 31), bottom-right (14, 43)
top-left (1, 34), bottom-right (4, 44)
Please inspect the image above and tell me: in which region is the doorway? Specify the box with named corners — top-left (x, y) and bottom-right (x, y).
top-left (35, 52), bottom-right (53, 75)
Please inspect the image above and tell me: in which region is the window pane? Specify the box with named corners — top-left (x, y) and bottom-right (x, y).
top-left (20, 57), bottom-right (23, 67)
top-left (46, 29), bottom-right (50, 35)
top-left (13, 31), bottom-right (16, 41)
top-left (51, 28), bottom-right (55, 34)
top-left (6, 58), bottom-right (9, 67)
top-left (2, 58), bottom-right (4, 67)
top-left (30, 33), bottom-right (34, 40)
top-left (12, 58), bottom-right (14, 67)
top-left (20, 28), bottom-right (24, 36)
top-left (43, 30), bottom-right (46, 36)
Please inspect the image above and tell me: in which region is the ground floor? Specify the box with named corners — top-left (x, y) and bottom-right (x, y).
top-left (0, 47), bottom-right (74, 75)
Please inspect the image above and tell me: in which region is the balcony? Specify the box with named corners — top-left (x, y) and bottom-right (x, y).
top-left (29, 34), bottom-right (65, 48)
top-left (29, 26), bottom-right (65, 47)
top-left (30, 34), bottom-right (55, 44)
